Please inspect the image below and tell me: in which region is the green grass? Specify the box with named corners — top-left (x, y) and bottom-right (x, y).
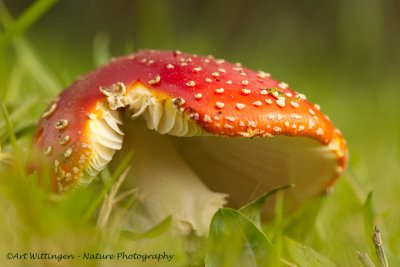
top-left (1, 1), bottom-right (400, 266)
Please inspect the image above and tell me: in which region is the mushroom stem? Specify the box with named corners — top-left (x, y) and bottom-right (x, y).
top-left (113, 119), bottom-right (227, 236)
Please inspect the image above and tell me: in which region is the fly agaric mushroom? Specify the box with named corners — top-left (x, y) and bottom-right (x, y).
top-left (32, 50), bottom-right (347, 236)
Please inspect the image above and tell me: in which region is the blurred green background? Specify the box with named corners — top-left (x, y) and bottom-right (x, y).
top-left (1, 0), bottom-right (400, 266)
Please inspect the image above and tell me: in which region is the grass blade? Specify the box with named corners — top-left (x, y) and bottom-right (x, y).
top-left (93, 32), bottom-right (111, 67)
top-left (0, 101), bottom-right (24, 177)
top-left (239, 184), bottom-right (294, 228)
top-left (2, 61), bottom-right (23, 102)
top-left (0, 96), bottom-right (37, 142)
top-left (206, 208), bottom-right (273, 267)
top-left (97, 166), bottom-right (132, 229)
top-left (364, 192), bottom-right (375, 256)
top-left (83, 150), bottom-right (134, 222)
top-left (0, 1), bottom-right (62, 95)
top-left (0, 0), bottom-right (58, 51)
top-left (121, 216), bottom-right (172, 240)
top-left (285, 236), bottom-right (337, 267)
top-left (357, 251), bottom-right (376, 267)
top-left (284, 195), bottom-right (326, 241)
top-left (372, 227), bottom-right (389, 267)
top-left (273, 190), bottom-right (284, 267)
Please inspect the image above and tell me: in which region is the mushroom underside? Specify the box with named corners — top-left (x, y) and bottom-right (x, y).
top-left (90, 84), bottom-right (338, 236)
